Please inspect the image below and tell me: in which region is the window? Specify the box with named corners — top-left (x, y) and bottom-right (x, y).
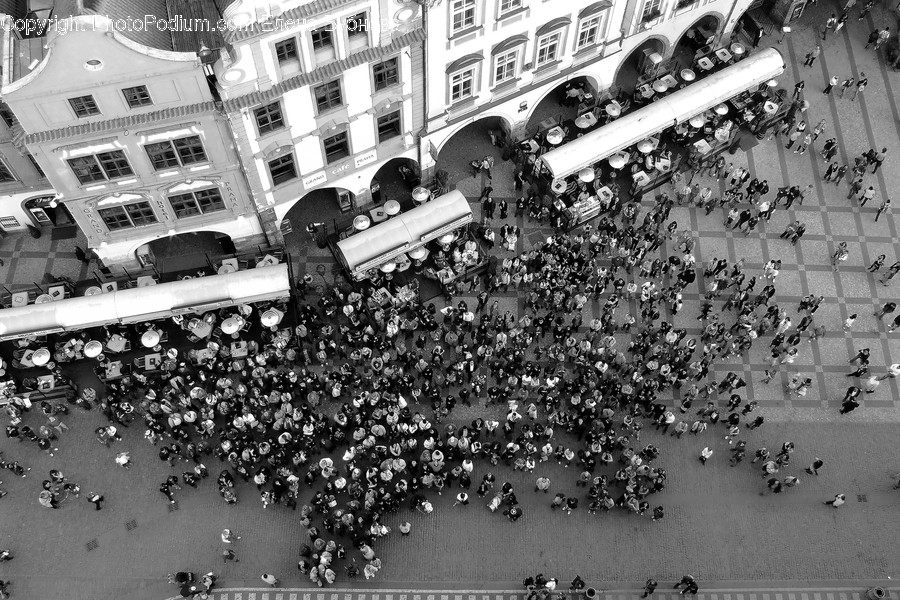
top-left (311, 26), bottom-right (336, 62)
top-left (26, 154), bottom-right (44, 178)
top-left (145, 136), bottom-right (207, 170)
top-left (0, 104), bottom-right (16, 128)
top-left (347, 12), bottom-right (369, 51)
top-left (641, 0), bottom-right (662, 21)
top-left (67, 151), bottom-right (133, 184)
top-left (98, 201), bottom-right (157, 230)
top-left (373, 58), bottom-right (399, 91)
top-left (451, 0), bottom-right (476, 33)
top-left (499, 0), bottom-right (522, 15)
top-left (0, 216), bottom-right (20, 229)
top-left (494, 49), bottom-right (518, 84)
top-left (275, 38), bottom-right (298, 63)
top-left (169, 187), bottom-right (226, 219)
top-left (314, 80), bottom-right (343, 113)
top-left (68, 95), bottom-right (100, 118)
top-left (450, 68), bottom-right (475, 102)
top-left (268, 154), bottom-right (297, 186)
top-left (0, 159), bottom-right (15, 183)
top-left (254, 103), bottom-right (285, 135)
top-left (377, 111), bottom-right (401, 142)
top-left (536, 32), bottom-right (561, 66)
top-left (576, 15), bottom-right (602, 49)
top-left (122, 86), bottom-right (152, 108)
top-left (323, 131), bottom-right (350, 164)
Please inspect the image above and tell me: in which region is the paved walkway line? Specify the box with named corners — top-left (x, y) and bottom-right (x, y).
top-left (165, 586), bottom-right (900, 600)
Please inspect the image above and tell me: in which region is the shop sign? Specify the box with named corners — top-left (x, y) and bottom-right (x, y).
top-left (354, 149), bottom-right (378, 168)
top-left (331, 161), bottom-right (352, 176)
top-left (302, 171), bottom-right (327, 189)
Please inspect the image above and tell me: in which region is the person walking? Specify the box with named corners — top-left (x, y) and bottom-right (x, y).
top-left (822, 16), bottom-right (837, 40)
top-left (871, 147), bottom-right (887, 172)
top-left (221, 528), bottom-right (241, 544)
top-left (850, 74), bottom-right (867, 101)
top-left (805, 458), bottom-right (824, 475)
top-left (86, 492), bottom-right (104, 511)
top-left (881, 261), bottom-right (900, 285)
top-left (804, 45), bottom-right (821, 66)
top-left (868, 255), bottom-right (886, 273)
top-left (223, 548), bottom-right (239, 563)
top-left (824, 493), bottom-right (846, 507)
top-left (699, 447), bottom-right (713, 465)
top-left (642, 579), bottom-right (659, 598)
top-left (859, 186), bottom-right (876, 206)
top-left (875, 198), bottom-right (891, 222)
top-left (875, 301), bottom-right (896, 319)
top-left (823, 75), bottom-right (838, 95)
top-left (839, 76), bottom-right (855, 98)
top-left (824, 161), bottom-right (838, 182)
top-left (812, 119), bottom-right (826, 141)
top-left (261, 573), bottom-right (279, 587)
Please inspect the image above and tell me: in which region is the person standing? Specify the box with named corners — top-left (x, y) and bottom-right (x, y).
top-left (823, 75), bottom-right (838, 95)
top-left (859, 186), bottom-right (876, 206)
top-left (839, 76), bottom-right (855, 98)
top-left (221, 528), bottom-right (241, 544)
top-left (824, 161), bottom-right (838, 182)
top-left (881, 261), bottom-right (900, 285)
top-left (699, 447), bottom-right (713, 465)
top-left (871, 147), bottom-right (887, 172)
top-left (261, 573), bottom-right (279, 587)
top-left (87, 492), bottom-right (104, 511)
top-left (823, 15), bottom-right (837, 40)
top-left (875, 301), bottom-right (896, 319)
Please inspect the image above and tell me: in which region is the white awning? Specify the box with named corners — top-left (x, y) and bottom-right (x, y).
top-left (540, 47), bottom-right (786, 179)
top-left (0, 263), bottom-right (291, 341)
top-left (336, 190), bottom-right (473, 276)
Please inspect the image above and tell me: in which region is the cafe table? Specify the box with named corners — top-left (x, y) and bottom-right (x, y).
top-left (697, 56), bottom-right (715, 71)
top-left (231, 341), bottom-right (249, 358)
top-left (189, 320), bottom-right (214, 339)
top-left (659, 74), bottom-right (678, 88)
top-left (632, 170), bottom-right (651, 188)
top-left (715, 48), bottom-right (733, 63)
top-left (140, 353), bottom-right (162, 371)
top-left (11, 292), bottom-right (28, 307)
top-left (575, 112), bottom-right (598, 129)
top-left (48, 285), bottom-right (66, 300)
top-left (104, 361), bottom-right (124, 380)
top-left (106, 334), bottom-right (128, 353)
top-left (256, 254), bottom-right (280, 268)
top-left (605, 102), bottom-right (621, 117)
top-left (638, 84), bottom-right (655, 98)
top-left (37, 374), bottom-right (55, 390)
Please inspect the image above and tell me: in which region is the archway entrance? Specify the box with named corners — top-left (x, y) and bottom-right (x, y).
top-left (24, 195), bottom-right (74, 229)
top-left (525, 75), bottom-right (600, 137)
top-left (672, 15), bottom-right (722, 69)
top-left (136, 231), bottom-right (235, 273)
top-left (434, 116), bottom-right (513, 198)
top-left (370, 157), bottom-right (420, 206)
top-left (279, 186), bottom-right (357, 257)
top-left (613, 38), bottom-right (666, 98)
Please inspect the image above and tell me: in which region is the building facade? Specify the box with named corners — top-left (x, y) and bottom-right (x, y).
top-left (418, 0), bottom-right (757, 178)
top-left (213, 0), bottom-right (425, 240)
top-left (0, 0), bottom-right (265, 271)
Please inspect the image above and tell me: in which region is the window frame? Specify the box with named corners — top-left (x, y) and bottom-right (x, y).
top-left (98, 201), bottom-right (158, 231)
top-left (322, 130), bottom-right (351, 164)
top-left (0, 158), bottom-right (15, 183)
top-left (576, 14), bottom-right (602, 49)
top-left (449, 67), bottom-right (476, 103)
top-left (376, 110), bottom-right (402, 143)
top-left (26, 153), bottom-right (44, 178)
top-left (274, 37), bottom-right (299, 63)
top-left (311, 25), bottom-right (336, 63)
top-left (168, 187), bottom-right (226, 219)
top-left (493, 48), bottom-right (519, 85)
top-left (536, 31), bottom-right (562, 66)
top-left (499, 0), bottom-right (523, 16)
top-left (0, 104), bottom-right (16, 128)
top-left (122, 85), bottom-right (153, 108)
top-left (67, 150), bottom-right (133, 184)
top-left (641, 0), bottom-right (662, 21)
top-left (144, 136), bottom-right (207, 171)
top-left (314, 80), bottom-right (344, 114)
top-left (450, 0), bottom-right (477, 33)
top-left (68, 95), bottom-right (100, 118)
top-left (372, 57), bottom-right (400, 91)
top-left (267, 153), bottom-right (298, 186)
top-left (254, 102), bottom-right (285, 136)
top-left (346, 11), bottom-right (370, 51)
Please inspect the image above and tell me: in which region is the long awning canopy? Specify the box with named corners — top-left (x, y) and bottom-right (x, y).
top-left (540, 47), bottom-right (786, 179)
top-left (0, 263), bottom-right (291, 342)
top-left (336, 190), bottom-right (473, 277)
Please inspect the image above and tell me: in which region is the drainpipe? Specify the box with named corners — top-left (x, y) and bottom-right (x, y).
top-left (419, 0), bottom-right (430, 181)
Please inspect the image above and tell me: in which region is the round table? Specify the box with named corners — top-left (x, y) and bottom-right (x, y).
top-left (680, 69), bottom-right (696, 82)
top-left (218, 264), bottom-right (237, 275)
top-left (84, 286), bottom-right (102, 296)
top-left (221, 318), bottom-right (241, 335)
top-left (261, 309), bottom-right (283, 327)
top-left (763, 101), bottom-right (779, 114)
top-left (141, 329), bottom-right (160, 348)
top-left (546, 130), bottom-right (564, 145)
top-left (652, 80), bottom-right (668, 93)
top-left (551, 179), bottom-right (567, 194)
top-left (730, 43), bottom-right (746, 56)
top-left (353, 215), bottom-right (371, 231)
top-left (412, 187), bottom-right (431, 203)
top-left (575, 115), bottom-right (594, 129)
top-left (384, 200), bottom-right (401, 216)
top-left (32, 348), bottom-right (51, 366)
top-left (35, 294), bottom-right (53, 304)
top-left (84, 340), bottom-right (103, 358)
top-left (605, 104), bottom-right (621, 117)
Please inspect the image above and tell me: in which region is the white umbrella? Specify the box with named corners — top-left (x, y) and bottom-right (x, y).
top-left (608, 153), bottom-right (627, 169)
top-left (32, 348), bottom-right (51, 366)
top-left (637, 140), bottom-right (654, 154)
top-left (578, 168), bottom-right (595, 182)
top-left (379, 262), bottom-right (397, 274)
top-left (689, 116), bottom-right (706, 128)
top-left (714, 103), bottom-right (729, 115)
top-left (221, 318), bottom-right (241, 334)
top-left (408, 247), bottom-right (428, 260)
top-left (260, 309), bottom-right (283, 327)
top-left (141, 329), bottom-right (160, 348)
top-left (84, 340), bottom-right (103, 358)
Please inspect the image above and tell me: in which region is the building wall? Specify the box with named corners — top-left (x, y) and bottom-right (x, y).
top-left (419, 0), bottom-right (752, 175)
top-left (0, 106), bottom-right (54, 231)
top-left (215, 0), bottom-right (426, 227)
top-left (0, 14), bottom-right (264, 269)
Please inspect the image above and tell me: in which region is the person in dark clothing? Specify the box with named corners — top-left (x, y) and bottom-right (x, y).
top-left (641, 579), bottom-right (658, 597)
top-left (74, 246), bottom-right (90, 264)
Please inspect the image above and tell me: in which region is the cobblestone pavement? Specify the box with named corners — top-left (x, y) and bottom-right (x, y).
top-left (2, 4), bottom-right (900, 600)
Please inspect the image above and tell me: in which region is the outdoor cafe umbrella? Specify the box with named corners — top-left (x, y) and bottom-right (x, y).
top-left (141, 329), bottom-right (160, 348)
top-left (608, 153), bottom-right (627, 169)
top-left (578, 167), bottom-right (595, 182)
top-left (221, 318), bottom-right (241, 335)
top-left (260, 309), bottom-right (284, 328)
top-left (84, 341), bottom-right (103, 358)
top-left (32, 348), bottom-right (51, 366)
